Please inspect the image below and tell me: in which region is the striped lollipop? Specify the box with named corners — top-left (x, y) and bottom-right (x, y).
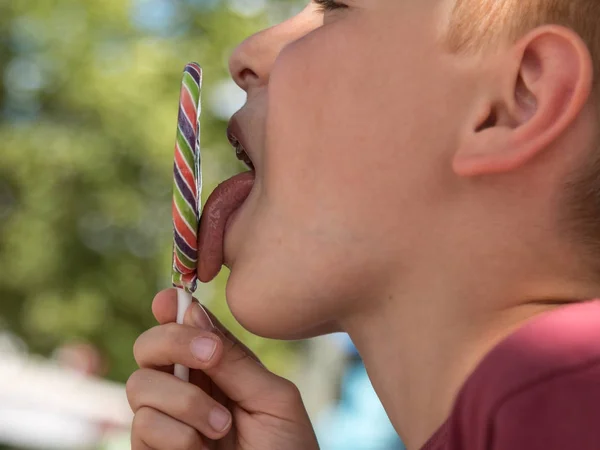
top-left (172, 62), bottom-right (202, 293)
top-left (172, 62), bottom-right (203, 381)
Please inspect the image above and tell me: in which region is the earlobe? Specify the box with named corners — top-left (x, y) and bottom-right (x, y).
top-left (453, 25), bottom-right (594, 178)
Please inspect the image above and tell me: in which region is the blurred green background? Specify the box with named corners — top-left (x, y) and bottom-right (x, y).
top-left (0, 0), bottom-right (302, 384)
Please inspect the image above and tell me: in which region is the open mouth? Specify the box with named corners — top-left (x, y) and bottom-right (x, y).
top-left (196, 126), bottom-right (256, 283)
top-left (229, 136), bottom-right (254, 170)
top-left (228, 131), bottom-right (255, 171)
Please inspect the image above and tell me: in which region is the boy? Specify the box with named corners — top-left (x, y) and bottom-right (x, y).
top-left (126, 0), bottom-right (600, 448)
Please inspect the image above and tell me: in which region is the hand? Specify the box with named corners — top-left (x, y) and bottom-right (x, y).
top-left (126, 288), bottom-right (319, 450)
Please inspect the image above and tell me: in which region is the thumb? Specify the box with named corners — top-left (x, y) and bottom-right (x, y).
top-left (183, 301), bottom-right (215, 330)
top-left (185, 304), bottom-right (302, 418)
top-left (182, 302), bottom-right (216, 395)
top-left (186, 302), bottom-right (263, 365)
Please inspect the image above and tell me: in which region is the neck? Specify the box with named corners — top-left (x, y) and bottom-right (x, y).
top-left (341, 265), bottom-right (596, 450)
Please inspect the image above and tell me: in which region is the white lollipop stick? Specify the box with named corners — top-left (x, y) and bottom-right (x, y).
top-left (174, 289), bottom-right (194, 381)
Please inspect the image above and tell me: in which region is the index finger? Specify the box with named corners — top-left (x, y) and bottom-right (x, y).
top-left (153, 291), bottom-right (260, 365)
top-left (152, 289), bottom-right (178, 324)
top-left (152, 289), bottom-right (262, 369)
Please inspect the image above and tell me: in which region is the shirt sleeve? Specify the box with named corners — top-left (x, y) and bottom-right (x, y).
top-left (491, 360), bottom-right (600, 450)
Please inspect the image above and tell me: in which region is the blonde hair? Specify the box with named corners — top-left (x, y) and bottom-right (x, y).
top-left (447, 0), bottom-right (600, 78)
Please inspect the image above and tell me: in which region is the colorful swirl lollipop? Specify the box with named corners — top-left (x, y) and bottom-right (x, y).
top-left (172, 62), bottom-right (203, 381)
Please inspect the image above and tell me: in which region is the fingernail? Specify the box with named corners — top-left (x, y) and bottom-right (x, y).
top-left (190, 337), bottom-right (217, 362)
top-left (192, 303), bottom-right (215, 330)
top-left (208, 406), bottom-right (231, 432)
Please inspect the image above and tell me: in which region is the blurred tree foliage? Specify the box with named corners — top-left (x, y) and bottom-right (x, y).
top-left (0, 0), bottom-right (301, 382)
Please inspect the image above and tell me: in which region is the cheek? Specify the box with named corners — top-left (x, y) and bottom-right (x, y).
top-left (266, 57), bottom-right (421, 238)
top-left (267, 34), bottom-right (389, 189)
top-left (258, 19), bottom-right (457, 260)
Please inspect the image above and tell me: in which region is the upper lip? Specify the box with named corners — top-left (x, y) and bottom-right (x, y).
top-left (226, 117), bottom-right (255, 170)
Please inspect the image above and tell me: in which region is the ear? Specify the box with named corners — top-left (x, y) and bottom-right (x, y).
top-left (453, 25), bottom-right (594, 177)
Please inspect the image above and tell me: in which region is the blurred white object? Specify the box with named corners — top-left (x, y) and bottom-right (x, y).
top-left (0, 331), bottom-right (27, 354)
top-left (0, 405), bottom-right (101, 449)
top-left (0, 349), bottom-right (131, 449)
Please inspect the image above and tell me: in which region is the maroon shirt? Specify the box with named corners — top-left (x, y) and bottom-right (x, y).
top-left (421, 300), bottom-right (600, 450)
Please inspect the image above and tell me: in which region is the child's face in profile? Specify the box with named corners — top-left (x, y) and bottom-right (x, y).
top-left (222, 0), bottom-right (477, 337)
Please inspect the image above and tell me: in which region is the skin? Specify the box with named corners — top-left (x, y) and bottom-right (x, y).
top-left (127, 293), bottom-right (318, 449)
top-left (128, 0), bottom-right (600, 448)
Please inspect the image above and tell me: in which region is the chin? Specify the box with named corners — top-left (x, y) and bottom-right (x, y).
top-left (225, 270), bottom-right (302, 339)
top-left (224, 261), bottom-right (340, 340)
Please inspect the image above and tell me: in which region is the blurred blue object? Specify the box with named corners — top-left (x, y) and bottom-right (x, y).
top-left (315, 358), bottom-right (406, 450)
top-left (130, 0), bottom-right (177, 33)
top-left (328, 332), bottom-right (360, 357)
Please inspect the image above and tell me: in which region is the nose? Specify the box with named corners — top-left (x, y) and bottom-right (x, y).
top-left (229, 6), bottom-right (322, 92)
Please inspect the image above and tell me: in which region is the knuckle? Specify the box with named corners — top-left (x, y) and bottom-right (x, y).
top-left (132, 406), bottom-right (154, 435)
top-left (221, 338), bottom-right (250, 364)
top-left (163, 322), bottom-right (188, 347)
top-left (163, 321), bottom-right (180, 338)
top-left (125, 373), bottom-right (138, 408)
top-left (223, 334), bottom-right (239, 353)
top-left (219, 332), bottom-right (262, 364)
top-left (132, 326), bottom-right (161, 366)
top-left (125, 369), bottom-right (151, 410)
top-left (134, 323), bottom-right (184, 367)
top-left (132, 405), bottom-right (201, 450)
top-left (228, 339), bottom-right (242, 353)
top-left (132, 334), bottom-right (144, 366)
top-left (176, 389), bottom-right (203, 418)
top-left (229, 348), bottom-right (252, 366)
top-left (175, 426), bottom-right (201, 450)
top-left (280, 379), bottom-right (303, 402)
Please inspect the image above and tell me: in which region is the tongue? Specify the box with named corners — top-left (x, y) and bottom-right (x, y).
top-left (197, 171), bottom-right (255, 282)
